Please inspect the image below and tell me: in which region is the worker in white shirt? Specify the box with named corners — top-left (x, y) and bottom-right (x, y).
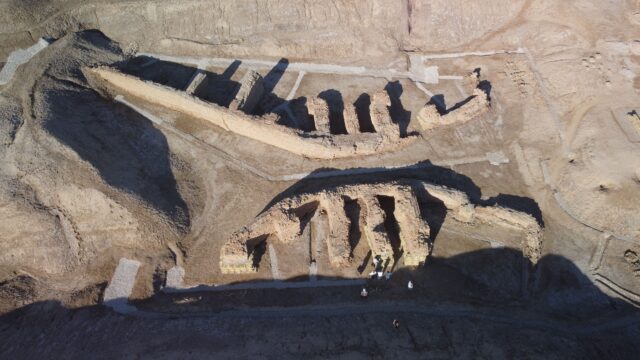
top-left (360, 287), bottom-right (368, 299)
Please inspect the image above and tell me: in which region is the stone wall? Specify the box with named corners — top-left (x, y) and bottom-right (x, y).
top-left (85, 66), bottom-right (413, 159)
top-left (219, 180), bottom-right (543, 274)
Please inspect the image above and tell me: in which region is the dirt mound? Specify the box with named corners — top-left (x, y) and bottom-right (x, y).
top-left (0, 30), bottom-right (203, 312)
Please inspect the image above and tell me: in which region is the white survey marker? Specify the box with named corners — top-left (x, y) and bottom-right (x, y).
top-left (0, 38), bottom-right (50, 85)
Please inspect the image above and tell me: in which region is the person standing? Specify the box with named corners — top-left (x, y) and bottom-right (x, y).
top-left (360, 287), bottom-right (368, 299)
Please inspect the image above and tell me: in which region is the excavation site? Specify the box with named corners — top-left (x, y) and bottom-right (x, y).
top-left (1, 0), bottom-right (640, 358)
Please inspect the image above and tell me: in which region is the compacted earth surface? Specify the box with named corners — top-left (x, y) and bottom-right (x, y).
top-left (1, 0), bottom-right (640, 358)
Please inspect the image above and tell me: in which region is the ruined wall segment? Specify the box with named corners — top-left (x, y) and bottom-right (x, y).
top-left (342, 104), bottom-right (360, 134)
top-left (417, 87), bottom-right (491, 132)
top-left (307, 97), bottom-right (331, 134)
top-left (324, 195), bottom-right (353, 267)
top-left (392, 187), bottom-right (431, 266)
top-left (361, 196), bottom-right (395, 261)
top-left (219, 180), bottom-right (543, 275)
top-left (474, 206), bottom-right (543, 263)
top-left (230, 70), bottom-right (265, 114)
top-left (184, 69), bottom-right (207, 95)
top-left (422, 184), bottom-right (475, 222)
top-left (84, 66), bottom-right (415, 159)
top-left (370, 91), bottom-right (400, 140)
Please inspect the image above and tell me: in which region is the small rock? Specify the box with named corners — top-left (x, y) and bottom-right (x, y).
top-left (630, 40), bottom-right (640, 56)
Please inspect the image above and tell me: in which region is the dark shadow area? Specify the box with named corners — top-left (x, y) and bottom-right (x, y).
top-left (318, 89), bottom-right (347, 134)
top-left (444, 95), bottom-right (475, 114)
top-left (344, 197), bottom-right (362, 256)
top-left (414, 186), bottom-right (448, 240)
top-left (253, 160), bottom-right (543, 272)
top-left (354, 93), bottom-right (376, 133)
top-left (193, 62), bottom-right (242, 108)
top-left (479, 80), bottom-right (492, 102)
top-left (2, 250), bottom-right (638, 359)
top-left (290, 96), bottom-right (315, 131)
top-left (481, 193), bottom-right (545, 227)
top-left (262, 160), bottom-right (484, 214)
top-left (263, 58), bottom-right (289, 94)
top-left (427, 94), bottom-right (447, 114)
top-left (165, 250), bottom-right (638, 323)
top-left (248, 59), bottom-right (295, 117)
top-left (121, 58), bottom-right (197, 91)
top-left (475, 67), bottom-right (492, 102)
top-left (384, 81), bottom-right (411, 137)
top-left (377, 195), bottom-right (403, 268)
top-left (41, 79), bottom-right (190, 229)
top-left (250, 237), bottom-right (268, 270)
top-left (427, 71), bottom-right (492, 116)
top-left (253, 59), bottom-right (289, 116)
top-left (440, 246), bottom-right (524, 297)
top-left (222, 60), bottom-right (242, 79)
top-left (293, 201), bottom-right (320, 236)
top-left (357, 250), bottom-right (372, 274)
top-left (122, 56), bottom-right (242, 108)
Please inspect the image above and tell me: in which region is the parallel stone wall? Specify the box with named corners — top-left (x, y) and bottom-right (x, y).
top-left (85, 66), bottom-right (413, 159)
top-left (219, 180), bottom-right (543, 274)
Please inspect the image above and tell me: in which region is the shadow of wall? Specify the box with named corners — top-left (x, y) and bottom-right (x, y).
top-left (1, 248), bottom-right (638, 359)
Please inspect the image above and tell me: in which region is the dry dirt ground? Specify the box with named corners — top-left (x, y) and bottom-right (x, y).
top-left (1, 0), bottom-right (640, 359)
